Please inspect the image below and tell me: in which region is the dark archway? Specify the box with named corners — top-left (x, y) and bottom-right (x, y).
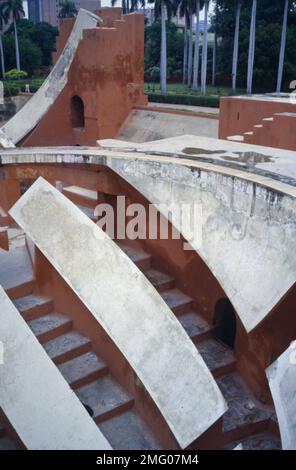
top-left (71, 96), bottom-right (85, 129)
top-left (213, 299), bottom-right (237, 349)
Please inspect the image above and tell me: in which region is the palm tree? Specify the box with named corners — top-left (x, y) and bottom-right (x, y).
top-left (276, 0), bottom-right (289, 94)
top-left (0, 4), bottom-right (8, 78)
top-left (58, 1), bottom-right (78, 19)
top-left (149, 0), bottom-right (174, 94)
top-left (201, 0), bottom-right (210, 96)
top-left (232, 0), bottom-right (242, 94)
top-left (212, 1), bottom-right (217, 86)
top-left (178, 0), bottom-right (190, 85)
top-left (182, 13), bottom-right (189, 84)
top-left (192, 0), bottom-right (204, 91)
top-left (187, 1), bottom-right (194, 86)
top-left (131, 0), bottom-right (146, 11)
top-left (246, 0), bottom-right (257, 94)
top-left (2, 0), bottom-right (24, 71)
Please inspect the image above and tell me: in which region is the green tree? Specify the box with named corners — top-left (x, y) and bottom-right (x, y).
top-left (58, 1), bottom-right (78, 19)
top-left (148, 0), bottom-right (175, 94)
top-left (2, 0), bottom-right (25, 71)
top-left (214, 0), bottom-right (296, 91)
top-left (5, 19), bottom-right (58, 68)
top-left (30, 22), bottom-right (58, 67)
top-left (144, 20), bottom-right (183, 79)
top-left (3, 34), bottom-right (41, 76)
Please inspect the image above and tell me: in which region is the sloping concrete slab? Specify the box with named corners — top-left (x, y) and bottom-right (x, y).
top-left (266, 345), bottom-right (296, 450)
top-left (117, 109), bottom-right (218, 143)
top-left (10, 177), bottom-right (227, 449)
top-left (100, 146), bottom-right (296, 333)
top-left (1, 9), bottom-right (101, 146)
top-left (0, 285), bottom-right (111, 450)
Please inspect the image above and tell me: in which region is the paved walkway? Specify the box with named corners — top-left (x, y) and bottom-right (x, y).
top-left (149, 102), bottom-right (220, 115)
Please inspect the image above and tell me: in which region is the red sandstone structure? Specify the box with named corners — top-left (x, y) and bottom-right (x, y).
top-left (22, 8), bottom-right (147, 147)
top-left (219, 94), bottom-right (296, 151)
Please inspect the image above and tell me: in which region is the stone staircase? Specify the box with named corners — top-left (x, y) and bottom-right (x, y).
top-left (227, 113), bottom-right (296, 151)
top-left (61, 185), bottom-right (281, 449)
top-left (0, 185), bottom-right (282, 450)
top-left (114, 240), bottom-right (280, 449)
top-left (1, 282), bottom-right (161, 450)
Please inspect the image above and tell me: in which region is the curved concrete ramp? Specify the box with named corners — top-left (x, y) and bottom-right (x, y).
top-left (10, 177), bottom-right (227, 449)
top-left (266, 344), bottom-right (296, 450)
top-left (0, 285), bottom-right (111, 450)
top-left (0, 9), bottom-right (101, 147)
top-left (97, 138), bottom-right (296, 333)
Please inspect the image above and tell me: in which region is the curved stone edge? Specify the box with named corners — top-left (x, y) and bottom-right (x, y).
top-left (0, 9), bottom-right (101, 147)
top-left (0, 285), bottom-right (111, 450)
top-left (266, 345), bottom-right (296, 450)
top-left (2, 147), bottom-right (296, 333)
top-left (9, 177), bottom-right (227, 449)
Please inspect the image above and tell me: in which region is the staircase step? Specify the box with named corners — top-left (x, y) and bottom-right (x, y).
top-left (28, 312), bottom-right (73, 343)
top-left (62, 186), bottom-right (98, 209)
top-left (0, 436), bottom-right (19, 450)
top-left (217, 373), bottom-right (272, 441)
top-left (7, 279), bottom-right (35, 301)
top-left (160, 289), bottom-right (194, 316)
top-left (76, 204), bottom-right (98, 222)
top-left (144, 268), bottom-right (175, 292)
top-left (13, 294), bottom-right (54, 321)
top-left (116, 241), bottom-right (152, 270)
top-left (76, 375), bottom-right (134, 424)
top-left (225, 432), bottom-right (281, 450)
top-left (58, 351), bottom-right (109, 389)
top-left (0, 230), bottom-right (9, 251)
top-left (244, 131), bottom-right (254, 136)
top-left (198, 339), bottom-right (236, 378)
top-left (227, 135), bottom-right (244, 142)
top-left (179, 311), bottom-right (213, 342)
top-left (0, 207), bottom-right (11, 228)
top-left (253, 124), bottom-right (263, 128)
top-left (43, 331), bottom-right (92, 365)
top-left (262, 117), bottom-right (274, 122)
top-left (99, 410), bottom-right (162, 450)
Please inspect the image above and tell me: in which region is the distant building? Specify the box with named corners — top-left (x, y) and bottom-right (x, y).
top-left (27, 0), bottom-right (102, 26)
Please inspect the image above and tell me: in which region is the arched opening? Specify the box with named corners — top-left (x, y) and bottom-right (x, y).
top-left (213, 299), bottom-right (237, 349)
top-left (71, 95), bottom-right (85, 129)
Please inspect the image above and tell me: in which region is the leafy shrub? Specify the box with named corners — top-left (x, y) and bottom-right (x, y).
top-left (145, 66), bottom-right (160, 81)
top-left (146, 93), bottom-right (220, 108)
top-left (4, 69), bottom-right (28, 80)
top-left (4, 83), bottom-right (20, 97)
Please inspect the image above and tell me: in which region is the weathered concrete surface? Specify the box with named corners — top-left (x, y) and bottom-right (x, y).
top-left (266, 345), bottom-right (296, 450)
top-left (0, 9), bottom-right (101, 147)
top-left (0, 285), bottom-right (111, 450)
top-left (118, 109), bottom-right (219, 142)
top-left (98, 135), bottom-right (296, 186)
top-left (10, 177), bottom-right (227, 449)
